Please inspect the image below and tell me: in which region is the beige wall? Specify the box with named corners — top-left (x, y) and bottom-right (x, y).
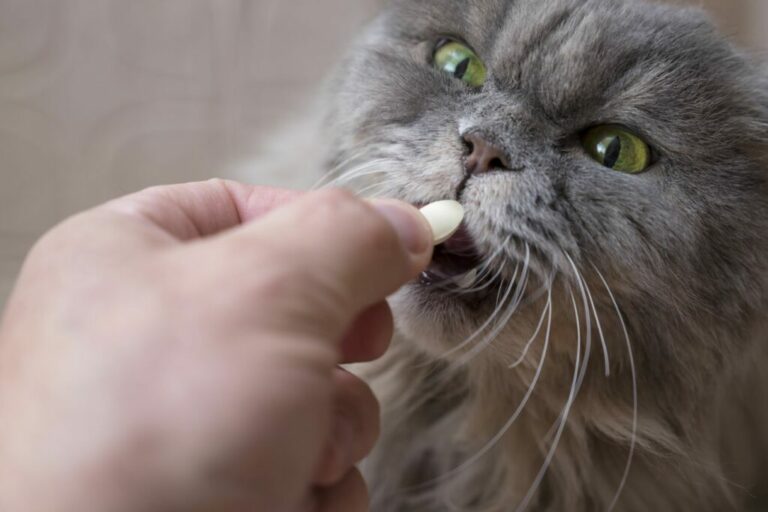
top-left (0, 0), bottom-right (379, 301)
top-left (0, 0), bottom-right (766, 304)
top-left (696, 0), bottom-right (768, 50)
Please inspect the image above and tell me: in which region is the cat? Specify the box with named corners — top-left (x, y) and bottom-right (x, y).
top-left (308, 0), bottom-right (768, 510)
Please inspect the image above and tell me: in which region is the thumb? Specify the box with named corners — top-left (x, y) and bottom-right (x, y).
top-left (215, 189), bottom-right (433, 340)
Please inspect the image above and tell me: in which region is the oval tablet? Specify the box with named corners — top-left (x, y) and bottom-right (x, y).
top-left (420, 200), bottom-right (465, 246)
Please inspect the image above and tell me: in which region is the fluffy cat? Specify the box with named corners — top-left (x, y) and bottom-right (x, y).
top-left (308, 0), bottom-right (768, 510)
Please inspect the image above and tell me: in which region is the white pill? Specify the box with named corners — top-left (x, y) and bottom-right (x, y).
top-left (420, 200), bottom-right (465, 246)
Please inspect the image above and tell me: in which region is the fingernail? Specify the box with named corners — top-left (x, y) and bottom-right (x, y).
top-left (373, 201), bottom-right (432, 255)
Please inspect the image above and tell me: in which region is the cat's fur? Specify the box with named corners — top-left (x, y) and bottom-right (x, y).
top-left (314, 0), bottom-right (768, 510)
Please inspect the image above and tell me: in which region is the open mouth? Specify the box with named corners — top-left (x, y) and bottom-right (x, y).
top-left (420, 224), bottom-right (485, 289)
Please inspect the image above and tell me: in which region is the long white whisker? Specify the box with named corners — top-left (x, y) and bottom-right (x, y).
top-left (564, 252), bottom-right (593, 396)
top-left (408, 261), bottom-right (513, 371)
top-left (593, 265), bottom-right (638, 512)
top-left (331, 169), bottom-right (402, 193)
top-left (353, 179), bottom-right (402, 198)
top-left (510, 280), bottom-right (553, 369)
top-left (538, 284), bottom-right (583, 449)
top-left (323, 160), bottom-right (396, 188)
top-left (515, 284), bottom-right (584, 512)
top-left (437, 262), bottom-right (518, 361)
top-left (312, 134), bottom-right (404, 189)
top-left (407, 236), bottom-right (514, 371)
top-left (446, 239), bottom-right (511, 295)
top-left (450, 263), bottom-right (505, 295)
top-left (418, 286), bottom-right (553, 490)
top-left (312, 147), bottom-right (385, 189)
top-left (451, 244), bottom-right (531, 367)
top-left (428, 238), bottom-right (510, 296)
top-left (583, 268), bottom-right (611, 377)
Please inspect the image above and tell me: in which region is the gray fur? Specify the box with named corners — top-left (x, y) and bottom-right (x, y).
top-left (323, 0), bottom-right (768, 510)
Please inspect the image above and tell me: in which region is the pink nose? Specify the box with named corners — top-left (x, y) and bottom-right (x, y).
top-left (462, 133), bottom-right (512, 174)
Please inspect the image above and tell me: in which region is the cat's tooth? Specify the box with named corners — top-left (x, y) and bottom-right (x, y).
top-left (457, 269), bottom-right (478, 289)
top-left (420, 200), bottom-right (465, 246)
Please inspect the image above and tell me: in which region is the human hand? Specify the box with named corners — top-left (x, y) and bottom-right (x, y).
top-left (0, 180), bottom-right (433, 512)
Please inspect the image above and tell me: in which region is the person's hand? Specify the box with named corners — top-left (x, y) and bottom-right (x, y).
top-left (0, 180), bottom-right (433, 512)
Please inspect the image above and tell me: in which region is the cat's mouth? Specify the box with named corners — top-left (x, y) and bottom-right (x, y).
top-left (417, 224), bottom-right (509, 305)
top-left (420, 224), bottom-right (482, 287)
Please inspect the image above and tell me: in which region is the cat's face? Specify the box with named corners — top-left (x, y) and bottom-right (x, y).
top-left (327, 0), bottom-right (768, 372)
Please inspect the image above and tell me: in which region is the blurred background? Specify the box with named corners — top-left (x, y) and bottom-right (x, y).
top-left (0, 0), bottom-right (766, 304)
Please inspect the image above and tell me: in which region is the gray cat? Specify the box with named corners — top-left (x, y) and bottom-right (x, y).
top-left (317, 0), bottom-right (768, 510)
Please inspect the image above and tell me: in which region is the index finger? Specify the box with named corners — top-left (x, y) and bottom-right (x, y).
top-left (217, 189), bottom-right (434, 340)
top-left (104, 179), bottom-right (303, 241)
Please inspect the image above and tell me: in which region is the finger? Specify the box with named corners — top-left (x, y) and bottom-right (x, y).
top-left (102, 179), bottom-right (303, 241)
top-left (316, 468), bottom-right (369, 512)
top-left (313, 369), bottom-right (380, 487)
top-left (221, 189), bottom-right (433, 337)
top-left (339, 302), bottom-right (394, 364)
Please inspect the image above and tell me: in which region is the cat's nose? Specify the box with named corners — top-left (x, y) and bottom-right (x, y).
top-left (462, 133), bottom-right (512, 175)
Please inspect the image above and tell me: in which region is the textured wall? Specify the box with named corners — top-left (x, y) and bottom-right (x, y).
top-left (0, 0), bottom-right (378, 301)
top-left (0, 0), bottom-right (765, 303)
top-left (696, 0), bottom-right (768, 50)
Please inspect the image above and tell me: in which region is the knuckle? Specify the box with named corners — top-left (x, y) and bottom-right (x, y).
top-left (206, 177), bottom-right (228, 188)
top-left (137, 184), bottom-right (172, 202)
top-left (295, 190), bottom-right (354, 231)
top-left (314, 188), bottom-right (362, 213)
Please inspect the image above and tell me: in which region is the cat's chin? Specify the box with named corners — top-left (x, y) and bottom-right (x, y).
top-left (389, 280), bottom-right (508, 356)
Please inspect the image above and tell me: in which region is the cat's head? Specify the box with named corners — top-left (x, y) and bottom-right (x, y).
top-left (326, 0), bottom-right (768, 394)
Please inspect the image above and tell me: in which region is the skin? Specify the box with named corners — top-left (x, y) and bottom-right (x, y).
top-left (0, 179), bottom-right (434, 512)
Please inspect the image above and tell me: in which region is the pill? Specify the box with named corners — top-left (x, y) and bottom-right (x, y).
top-left (420, 200), bottom-right (465, 246)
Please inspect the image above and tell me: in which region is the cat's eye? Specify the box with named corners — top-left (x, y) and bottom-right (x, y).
top-left (581, 125), bottom-right (652, 174)
top-left (433, 40), bottom-right (487, 88)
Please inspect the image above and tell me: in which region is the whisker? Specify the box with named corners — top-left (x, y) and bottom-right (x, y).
top-left (428, 238), bottom-right (510, 296)
top-left (592, 264), bottom-right (638, 512)
top-left (398, 251), bottom-right (521, 437)
top-left (404, 275), bottom-right (508, 371)
top-left (323, 160), bottom-right (396, 188)
top-left (431, 261), bottom-right (517, 362)
top-left (399, 249), bottom-right (515, 396)
top-left (509, 275), bottom-right (554, 369)
top-left (564, 252), bottom-right (593, 396)
top-left (352, 178), bottom-right (404, 198)
top-left (412, 285), bottom-right (554, 492)
top-left (335, 165), bottom-right (404, 191)
top-left (538, 284), bottom-right (582, 448)
top-left (312, 146), bottom-right (383, 189)
top-left (515, 283), bottom-right (584, 512)
top-left (406, 260), bottom-right (512, 374)
top-left (583, 268), bottom-right (611, 377)
top-left (449, 263), bottom-right (505, 296)
top-left (450, 244), bottom-right (531, 368)
top-left (313, 134), bottom-right (403, 188)
top-left (448, 239), bottom-right (511, 294)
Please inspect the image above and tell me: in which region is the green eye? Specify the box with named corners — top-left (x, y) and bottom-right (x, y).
top-left (433, 41), bottom-right (487, 88)
top-left (581, 125), bottom-right (652, 174)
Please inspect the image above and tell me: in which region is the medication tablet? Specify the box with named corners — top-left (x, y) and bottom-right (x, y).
top-left (420, 200), bottom-right (465, 246)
